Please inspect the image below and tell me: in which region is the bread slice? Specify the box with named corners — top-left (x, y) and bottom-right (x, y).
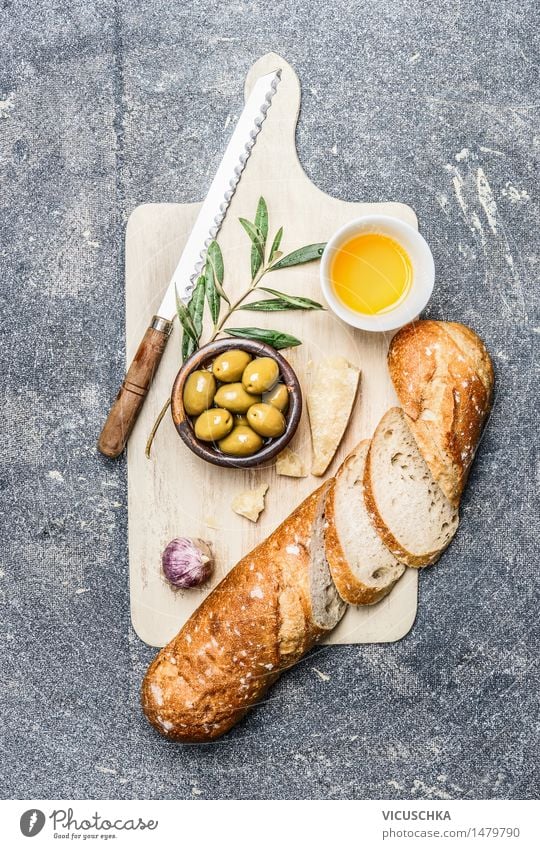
top-left (325, 440), bottom-right (406, 604)
top-left (364, 408), bottom-right (459, 567)
top-left (310, 483), bottom-right (348, 626)
top-left (277, 482), bottom-right (346, 667)
top-left (307, 356), bottom-right (361, 476)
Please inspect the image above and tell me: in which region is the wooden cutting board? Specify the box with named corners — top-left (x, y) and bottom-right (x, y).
top-left (127, 52), bottom-right (419, 648)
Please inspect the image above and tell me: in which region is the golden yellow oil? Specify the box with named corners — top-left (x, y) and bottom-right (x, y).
top-left (330, 233), bottom-right (412, 315)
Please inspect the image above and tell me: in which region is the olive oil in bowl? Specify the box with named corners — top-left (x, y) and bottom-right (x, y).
top-left (320, 215), bottom-right (435, 332)
top-left (330, 233), bottom-right (412, 315)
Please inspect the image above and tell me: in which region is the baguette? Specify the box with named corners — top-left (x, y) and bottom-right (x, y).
top-left (388, 320), bottom-right (494, 507)
top-left (142, 484), bottom-right (345, 742)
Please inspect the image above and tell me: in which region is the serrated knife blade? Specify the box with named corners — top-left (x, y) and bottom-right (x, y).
top-left (98, 68), bottom-right (282, 458)
top-left (161, 69), bottom-right (281, 317)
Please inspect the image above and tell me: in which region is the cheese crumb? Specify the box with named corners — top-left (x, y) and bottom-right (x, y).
top-left (276, 448), bottom-right (308, 478)
top-left (232, 484), bottom-right (269, 523)
top-left (203, 514), bottom-right (220, 529)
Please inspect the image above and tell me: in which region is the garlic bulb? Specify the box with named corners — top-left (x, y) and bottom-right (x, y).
top-left (161, 537), bottom-right (213, 589)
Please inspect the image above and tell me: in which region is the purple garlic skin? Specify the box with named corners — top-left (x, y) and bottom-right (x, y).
top-left (161, 537), bottom-right (213, 589)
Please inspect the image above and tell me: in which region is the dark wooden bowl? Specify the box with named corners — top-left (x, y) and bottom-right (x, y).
top-left (171, 338), bottom-right (302, 468)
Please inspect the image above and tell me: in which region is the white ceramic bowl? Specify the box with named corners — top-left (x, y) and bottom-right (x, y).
top-left (320, 215), bottom-right (435, 332)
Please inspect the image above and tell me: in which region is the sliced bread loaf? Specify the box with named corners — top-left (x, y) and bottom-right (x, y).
top-left (364, 407), bottom-right (459, 567)
top-left (142, 484), bottom-right (347, 742)
top-left (325, 440), bottom-right (406, 604)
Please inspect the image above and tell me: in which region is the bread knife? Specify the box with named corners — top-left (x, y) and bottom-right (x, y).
top-left (98, 68), bottom-right (282, 458)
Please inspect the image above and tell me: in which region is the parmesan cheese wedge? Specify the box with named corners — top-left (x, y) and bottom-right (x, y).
top-left (276, 448), bottom-right (308, 478)
top-left (232, 484), bottom-right (269, 523)
top-left (307, 357), bottom-right (361, 476)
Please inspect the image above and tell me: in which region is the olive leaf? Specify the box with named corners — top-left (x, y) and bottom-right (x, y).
top-left (182, 276), bottom-right (205, 360)
top-left (269, 242), bottom-right (326, 270)
top-left (259, 287), bottom-right (324, 310)
top-left (269, 226), bottom-right (283, 263)
top-left (239, 217), bottom-right (265, 274)
top-left (238, 298), bottom-right (292, 311)
top-left (182, 331), bottom-right (197, 361)
top-left (190, 275), bottom-right (206, 337)
top-left (176, 290), bottom-right (199, 348)
top-left (182, 313), bottom-right (194, 362)
top-left (224, 327), bottom-right (302, 349)
top-left (255, 197), bottom-right (269, 240)
top-left (204, 256), bottom-right (220, 326)
top-left (239, 295), bottom-right (324, 312)
top-left (251, 197), bottom-right (268, 279)
top-left (238, 298), bottom-right (297, 311)
top-left (206, 240), bottom-right (229, 305)
top-left (207, 239), bottom-right (224, 284)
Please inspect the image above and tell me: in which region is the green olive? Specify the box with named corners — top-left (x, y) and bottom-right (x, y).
top-left (183, 370), bottom-right (216, 416)
top-left (218, 425), bottom-right (263, 457)
top-left (214, 383), bottom-right (261, 413)
top-left (247, 403), bottom-right (286, 438)
top-left (242, 357), bottom-right (279, 394)
top-left (263, 382), bottom-right (289, 413)
top-left (194, 408), bottom-right (233, 442)
top-left (212, 349), bottom-right (252, 383)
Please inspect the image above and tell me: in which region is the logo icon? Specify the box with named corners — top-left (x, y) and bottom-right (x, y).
top-left (20, 810), bottom-right (46, 837)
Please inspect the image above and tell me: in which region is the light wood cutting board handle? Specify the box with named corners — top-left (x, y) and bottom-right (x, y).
top-left (98, 316), bottom-right (172, 458)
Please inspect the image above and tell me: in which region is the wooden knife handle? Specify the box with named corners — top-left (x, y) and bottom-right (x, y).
top-left (98, 316), bottom-right (173, 458)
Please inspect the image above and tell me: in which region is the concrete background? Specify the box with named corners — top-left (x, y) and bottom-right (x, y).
top-left (1, 0), bottom-right (538, 799)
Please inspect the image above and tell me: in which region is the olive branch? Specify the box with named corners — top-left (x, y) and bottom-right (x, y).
top-left (145, 196), bottom-right (326, 457)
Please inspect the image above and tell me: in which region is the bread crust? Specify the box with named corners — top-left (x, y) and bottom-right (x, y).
top-left (388, 320), bottom-right (494, 507)
top-left (325, 441), bottom-right (403, 604)
top-left (141, 485), bottom-right (332, 743)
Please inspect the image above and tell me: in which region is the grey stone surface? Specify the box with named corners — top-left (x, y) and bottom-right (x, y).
top-left (1, 0), bottom-right (539, 800)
